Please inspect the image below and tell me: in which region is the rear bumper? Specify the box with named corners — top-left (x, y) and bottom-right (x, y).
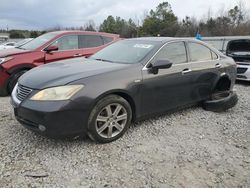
top-left (11, 97), bottom-right (90, 138)
top-left (236, 63), bottom-right (250, 81)
top-left (0, 66), bottom-right (10, 96)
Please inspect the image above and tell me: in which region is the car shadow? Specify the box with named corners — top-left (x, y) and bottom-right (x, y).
top-left (236, 80), bottom-right (250, 86)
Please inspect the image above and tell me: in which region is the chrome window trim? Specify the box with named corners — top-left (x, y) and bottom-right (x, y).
top-left (142, 40), bottom-right (220, 70)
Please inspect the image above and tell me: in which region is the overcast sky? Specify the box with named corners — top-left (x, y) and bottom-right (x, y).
top-left (0, 0), bottom-right (249, 30)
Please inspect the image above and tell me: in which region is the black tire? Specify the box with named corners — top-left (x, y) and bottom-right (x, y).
top-left (202, 91), bottom-right (238, 112)
top-left (88, 95), bottom-right (132, 143)
top-left (7, 70), bottom-right (27, 94)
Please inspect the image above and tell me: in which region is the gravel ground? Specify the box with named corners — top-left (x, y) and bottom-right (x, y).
top-left (0, 83), bottom-right (249, 188)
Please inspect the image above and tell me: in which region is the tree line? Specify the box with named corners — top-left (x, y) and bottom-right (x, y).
top-left (1, 1), bottom-right (250, 39)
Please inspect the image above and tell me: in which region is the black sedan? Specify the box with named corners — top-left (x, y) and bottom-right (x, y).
top-left (11, 38), bottom-right (238, 143)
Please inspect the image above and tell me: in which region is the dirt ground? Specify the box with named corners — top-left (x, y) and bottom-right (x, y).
top-left (0, 82), bottom-right (249, 188)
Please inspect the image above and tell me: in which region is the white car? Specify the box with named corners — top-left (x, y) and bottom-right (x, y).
top-left (202, 37), bottom-right (250, 81)
top-left (226, 39), bottom-right (250, 81)
top-left (0, 41), bottom-right (16, 49)
top-left (0, 38), bottom-right (33, 50)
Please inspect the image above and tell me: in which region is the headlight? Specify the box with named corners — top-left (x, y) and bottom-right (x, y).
top-left (0, 57), bottom-right (14, 64)
top-left (30, 85), bottom-right (84, 101)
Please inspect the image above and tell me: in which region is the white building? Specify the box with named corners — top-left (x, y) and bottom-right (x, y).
top-left (0, 33), bottom-right (9, 43)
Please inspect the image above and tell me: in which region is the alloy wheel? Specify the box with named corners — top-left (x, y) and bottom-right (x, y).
top-left (95, 103), bottom-right (128, 139)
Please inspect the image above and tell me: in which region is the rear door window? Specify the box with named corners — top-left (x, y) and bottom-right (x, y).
top-left (154, 42), bottom-right (187, 64)
top-left (79, 35), bottom-right (104, 48)
top-left (188, 42), bottom-right (213, 61)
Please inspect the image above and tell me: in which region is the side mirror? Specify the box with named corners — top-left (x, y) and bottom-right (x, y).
top-left (150, 60), bottom-right (172, 74)
top-left (44, 45), bottom-right (58, 53)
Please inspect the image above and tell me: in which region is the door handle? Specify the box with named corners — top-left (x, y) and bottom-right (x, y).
top-left (73, 54), bottom-right (82, 57)
top-left (182, 68), bottom-right (192, 75)
top-left (215, 63), bottom-right (222, 68)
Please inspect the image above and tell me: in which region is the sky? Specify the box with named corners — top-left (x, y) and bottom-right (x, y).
top-left (0, 0), bottom-right (249, 30)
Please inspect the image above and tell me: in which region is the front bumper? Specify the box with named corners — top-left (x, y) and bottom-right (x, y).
top-left (236, 63), bottom-right (250, 81)
top-left (11, 96), bottom-right (90, 138)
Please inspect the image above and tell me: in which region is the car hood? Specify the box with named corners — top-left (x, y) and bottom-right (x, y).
top-left (19, 57), bottom-right (130, 89)
top-left (0, 48), bottom-right (31, 57)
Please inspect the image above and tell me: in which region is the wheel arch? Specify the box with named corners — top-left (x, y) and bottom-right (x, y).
top-left (93, 89), bottom-right (137, 122)
top-left (212, 73), bottom-right (232, 92)
top-left (6, 64), bottom-right (35, 94)
top-left (7, 63), bottom-right (35, 75)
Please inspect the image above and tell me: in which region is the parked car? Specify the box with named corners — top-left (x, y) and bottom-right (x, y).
top-left (0, 41), bottom-right (16, 50)
top-left (14, 38), bottom-right (34, 48)
top-left (11, 38), bottom-right (238, 143)
top-left (0, 31), bottom-right (120, 96)
top-left (0, 38), bottom-right (33, 51)
top-left (202, 36), bottom-right (250, 81)
top-left (226, 39), bottom-right (250, 81)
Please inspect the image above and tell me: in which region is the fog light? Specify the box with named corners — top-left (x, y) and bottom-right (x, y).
top-left (38, 125), bottom-right (46, 132)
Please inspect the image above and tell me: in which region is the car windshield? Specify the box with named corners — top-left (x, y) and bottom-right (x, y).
top-left (15, 39), bottom-right (33, 47)
top-left (90, 40), bottom-right (157, 64)
top-left (20, 33), bottom-right (57, 50)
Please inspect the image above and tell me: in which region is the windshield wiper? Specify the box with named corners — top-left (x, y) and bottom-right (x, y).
top-left (94, 58), bottom-right (114, 63)
top-left (15, 46), bottom-right (26, 50)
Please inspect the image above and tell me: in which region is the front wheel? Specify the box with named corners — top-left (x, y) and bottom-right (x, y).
top-left (7, 70), bottom-right (28, 94)
top-left (88, 95), bottom-right (132, 143)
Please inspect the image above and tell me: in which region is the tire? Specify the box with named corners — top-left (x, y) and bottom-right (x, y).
top-left (202, 91), bottom-right (238, 112)
top-left (7, 70), bottom-right (28, 94)
top-left (0, 87), bottom-right (8, 97)
top-left (88, 95), bottom-right (132, 143)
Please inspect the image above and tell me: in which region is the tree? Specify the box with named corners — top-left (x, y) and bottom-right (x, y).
top-left (99, 16), bottom-right (138, 38)
top-left (99, 16), bottom-right (117, 33)
top-left (176, 16), bottom-right (198, 37)
top-left (30, 31), bottom-right (39, 38)
top-left (228, 5), bottom-right (244, 26)
top-left (84, 20), bottom-right (96, 31)
top-left (9, 30), bottom-right (25, 38)
top-left (141, 1), bottom-right (178, 36)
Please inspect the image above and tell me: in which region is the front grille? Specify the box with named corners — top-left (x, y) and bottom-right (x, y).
top-left (16, 84), bottom-right (33, 102)
top-left (237, 67), bottom-right (248, 74)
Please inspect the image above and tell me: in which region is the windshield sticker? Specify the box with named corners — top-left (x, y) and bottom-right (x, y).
top-left (134, 44), bottom-right (153, 49)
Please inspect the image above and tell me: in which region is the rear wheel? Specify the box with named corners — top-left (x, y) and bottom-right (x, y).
top-left (7, 70), bottom-right (28, 94)
top-left (88, 95), bottom-right (132, 143)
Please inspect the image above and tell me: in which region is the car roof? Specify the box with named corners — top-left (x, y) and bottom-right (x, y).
top-left (48, 30), bottom-right (120, 38)
top-left (201, 36), bottom-right (250, 41)
top-left (127, 37), bottom-right (201, 43)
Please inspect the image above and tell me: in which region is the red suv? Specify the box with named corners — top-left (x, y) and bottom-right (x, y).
top-left (0, 31), bottom-right (120, 96)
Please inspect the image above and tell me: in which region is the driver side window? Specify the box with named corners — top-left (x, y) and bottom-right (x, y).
top-left (154, 42), bottom-right (187, 64)
top-left (50, 35), bottom-right (78, 51)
